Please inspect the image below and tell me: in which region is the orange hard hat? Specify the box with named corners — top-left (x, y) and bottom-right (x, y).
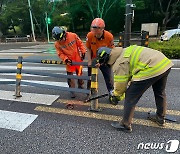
top-left (91, 18), bottom-right (105, 28)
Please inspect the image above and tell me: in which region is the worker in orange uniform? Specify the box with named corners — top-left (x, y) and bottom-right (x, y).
top-left (85, 18), bottom-right (115, 101)
top-left (52, 26), bottom-right (86, 98)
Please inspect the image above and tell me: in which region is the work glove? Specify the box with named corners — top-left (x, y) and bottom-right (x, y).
top-left (109, 90), bottom-right (125, 105)
top-left (65, 59), bottom-right (72, 65)
top-left (81, 53), bottom-right (85, 60)
top-left (109, 95), bottom-right (119, 105)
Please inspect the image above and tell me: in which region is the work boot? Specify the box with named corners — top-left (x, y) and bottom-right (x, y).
top-left (70, 92), bottom-right (75, 98)
top-left (111, 121), bottom-right (132, 133)
top-left (147, 112), bottom-right (165, 126)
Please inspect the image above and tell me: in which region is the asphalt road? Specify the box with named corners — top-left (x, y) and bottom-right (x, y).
top-left (0, 42), bottom-right (179, 154)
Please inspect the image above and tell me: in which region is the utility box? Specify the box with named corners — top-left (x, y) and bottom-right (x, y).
top-left (141, 23), bottom-right (158, 36)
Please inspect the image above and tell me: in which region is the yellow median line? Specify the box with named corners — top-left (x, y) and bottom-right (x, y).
top-left (35, 106), bottom-right (180, 131)
top-left (57, 99), bottom-right (180, 116)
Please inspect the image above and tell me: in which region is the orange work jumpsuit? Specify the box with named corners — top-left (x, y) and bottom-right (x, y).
top-left (54, 32), bottom-right (86, 89)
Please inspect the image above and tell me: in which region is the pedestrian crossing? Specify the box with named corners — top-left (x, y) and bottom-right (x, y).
top-left (0, 58), bottom-right (88, 103)
top-left (0, 47), bottom-right (88, 132)
top-left (0, 44), bottom-right (179, 133)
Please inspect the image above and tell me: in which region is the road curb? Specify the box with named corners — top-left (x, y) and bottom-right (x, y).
top-left (172, 59), bottom-right (180, 68)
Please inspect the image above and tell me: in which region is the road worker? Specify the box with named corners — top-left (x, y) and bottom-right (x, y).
top-left (52, 26), bottom-right (86, 98)
top-left (96, 45), bottom-right (173, 132)
top-left (85, 18), bottom-right (115, 101)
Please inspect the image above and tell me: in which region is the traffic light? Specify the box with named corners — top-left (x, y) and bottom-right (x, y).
top-left (141, 31), bottom-right (149, 47)
top-left (119, 32), bottom-right (124, 47)
top-left (47, 17), bottom-right (51, 24)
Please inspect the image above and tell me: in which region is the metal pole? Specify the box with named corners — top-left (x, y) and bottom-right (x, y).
top-left (45, 12), bottom-right (50, 43)
top-left (124, 0), bottom-right (132, 47)
top-left (28, 0), bottom-right (36, 42)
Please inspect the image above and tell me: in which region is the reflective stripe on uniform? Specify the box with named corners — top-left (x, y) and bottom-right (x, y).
top-left (78, 66), bottom-right (83, 76)
top-left (114, 75), bottom-right (129, 82)
top-left (123, 45), bottom-right (136, 58)
top-left (100, 50), bottom-right (106, 57)
top-left (136, 62), bottom-right (148, 69)
top-left (130, 46), bottom-right (144, 75)
top-left (133, 57), bottom-right (171, 79)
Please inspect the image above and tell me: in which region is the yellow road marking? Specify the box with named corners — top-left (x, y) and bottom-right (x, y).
top-left (35, 106), bottom-right (180, 131)
top-left (57, 99), bottom-right (180, 116)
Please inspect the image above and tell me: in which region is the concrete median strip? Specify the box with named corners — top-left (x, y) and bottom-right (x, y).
top-left (34, 106), bottom-right (180, 131)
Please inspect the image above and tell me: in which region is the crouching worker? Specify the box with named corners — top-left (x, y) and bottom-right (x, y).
top-left (96, 46), bottom-right (173, 132)
top-left (52, 26), bottom-right (86, 98)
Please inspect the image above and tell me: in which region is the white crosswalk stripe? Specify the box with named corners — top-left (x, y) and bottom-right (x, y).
top-left (0, 61), bottom-right (87, 104)
top-left (0, 109), bottom-right (38, 132)
top-left (0, 45), bottom-right (60, 132)
top-left (0, 65), bottom-right (88, 71)
top-left (0, 49), bottom-right (44, 53)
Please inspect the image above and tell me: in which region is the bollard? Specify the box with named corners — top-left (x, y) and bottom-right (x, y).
top-left (15, 56), bottom-right (22, 97)
top-left (89, 65), bottom-right (101, 112)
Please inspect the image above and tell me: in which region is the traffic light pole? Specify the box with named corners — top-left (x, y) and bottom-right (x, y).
top-left (124, 0), bottom-right (133, 47)
top-left (27, 0), bottom-right (36, 42)
top-left (45, 12), bottom-right (50, 43)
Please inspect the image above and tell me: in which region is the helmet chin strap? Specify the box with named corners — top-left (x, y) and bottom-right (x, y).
top-left (95, 33), bottom-right (102, 38)
top-left (95, 29), bottom-right (104, 39)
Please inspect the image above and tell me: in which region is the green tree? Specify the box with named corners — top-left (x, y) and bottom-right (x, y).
top-left (158, 0), bottom-right (180, 30)
top-left (85, 0), bottom-right (119, 19)
top-left (0, 0), bottom-right (29, 35)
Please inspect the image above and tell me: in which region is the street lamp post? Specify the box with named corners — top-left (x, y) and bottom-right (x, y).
top-left (27, 0), bottom-right (36, 42)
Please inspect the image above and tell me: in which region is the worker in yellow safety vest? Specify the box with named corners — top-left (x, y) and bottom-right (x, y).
top-left (96, 45), bottom-right (173, 133)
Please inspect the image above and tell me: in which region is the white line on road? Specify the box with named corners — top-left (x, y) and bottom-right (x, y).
top-left (0, 49), bottom-right (44, 53)
top-left (0, 78), bottom-right (69, 87)
top-left (22, 44), bottom-right (53, 49)
top-left (172, 68), bottom-right (180, 70)
top-left (0, 90), bottom-right (59, 105)
top-left (0, 66), bottom-right (87, 71)
top-left (0, 66), bottom-right (66, 71)
top-left (0, 109), bottom-right (38, 132)
top-left (0, 72), bottom-right (67, 77)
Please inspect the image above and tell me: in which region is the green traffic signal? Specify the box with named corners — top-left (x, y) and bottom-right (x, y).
top-left (47, 17), bottom-right (51, 24)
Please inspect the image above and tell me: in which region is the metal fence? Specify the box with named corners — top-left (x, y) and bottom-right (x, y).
top-left (0, 57), bottom-right (102, 111)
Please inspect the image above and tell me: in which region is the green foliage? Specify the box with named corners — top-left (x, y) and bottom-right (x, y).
top-left (0, 0), bottom-right (30, 35)
top-left (149, 38), bottom-right (180, 59)
top-left (53, 15), bottom-right (71, 28)
top-left (0, 0), bottom-right (179, 38)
